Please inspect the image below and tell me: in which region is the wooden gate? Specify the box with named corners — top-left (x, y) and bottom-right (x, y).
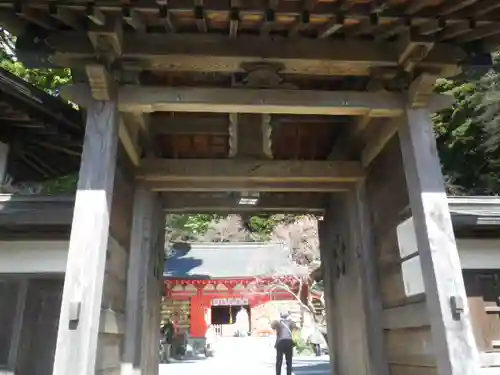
top-left (463, 270), bottom-right (500, 352)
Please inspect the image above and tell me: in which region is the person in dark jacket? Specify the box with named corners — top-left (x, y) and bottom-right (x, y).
top-left (160, 319), bottom-right (175, 363)
top-left (271, 311), bottom-right (297, 375)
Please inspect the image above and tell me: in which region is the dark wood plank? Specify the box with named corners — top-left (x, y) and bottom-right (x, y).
top-left (16, 279), bottom-right (63, 375)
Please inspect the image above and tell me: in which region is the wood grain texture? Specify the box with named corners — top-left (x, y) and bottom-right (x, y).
top-left (52, 99), bottom-right (119, 375)
top-left (122, 186), bottom-right (154, 375)
top-left (318, 215), bottom-right (336, 372)
top-left (48, 33), bottom-right (465, 77)
top-left (385, 327), bottom-right (435, 360)
top-left (350, 184), bottom-right (389, 375)
top-left (384, 300), bottom-right (430, 329)
top-left (399, 107), bottom-right (481, 375)
top-left (116, 86), bottom-right (406, 116)
top-left (321, 193), bottom-right (370, 375)
top-left (390, 364), bottom-right (438, 375)
top-left (137, 159), bottom-right (364, 182)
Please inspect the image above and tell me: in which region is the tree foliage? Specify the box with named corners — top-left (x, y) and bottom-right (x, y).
top-left (0, 29), bottom-right (72, 96)
top-left (434, 53), bottom-right (500, 195)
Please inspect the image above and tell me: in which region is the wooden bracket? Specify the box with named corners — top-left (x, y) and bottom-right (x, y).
top-left (408, 73), bottom-right (438, 108)
top-left (236, 62), bottom-right (297, 89)
top-left (85, 64), bottom-right (117, 101)
top-left (397, 32), bottom-right (434, 73)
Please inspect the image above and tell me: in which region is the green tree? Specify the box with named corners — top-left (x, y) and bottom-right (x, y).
top-left (434, 53), bottom-right (500, 195)
top-left (0, 28), bottom-right (72, 95)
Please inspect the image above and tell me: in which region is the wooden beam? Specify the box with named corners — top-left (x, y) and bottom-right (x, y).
top-left (47, 33), bottom-right (465, 77)
top-left (194, 3), bottom-right (207, 33)
top-left (158, 4), bottom-right (175, 32)
top-left (141, 179), bottom-right (352, 192)
top-left (114, 86), bottom-right (407, 116)
top-left (52, 99), bottom-right (119, 375)
top-left (398, 106), bottom-right (481, 375)
top-left (383, 300), bottom-right (430, 329)
top-left (318, 14), bottom-right (345, 38)
top-left (123, 7), bottom-right (146, 32)
top-left (118, 116), bottom-right (141, 166)
top-left (137, 158), bottom-right (363, 183)
top-left (260, 7), bottom-right (276, 36)
top-left (289, 9), bottom-right (310, 37)
top-left (0, 194), bottom-right (74, 226)
top-left (162, 192), bottom-right (326, 213)
top-left (361, 117), bottom-right (400, 168)
top-left (85, 64), bottom-right (116, 101)
top-left (86, 4), bottom-right (105, 26)
top-left (229, 5), bottom-right (239, 37)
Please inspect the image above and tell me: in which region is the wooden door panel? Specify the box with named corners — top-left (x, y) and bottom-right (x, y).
top-left (16, 279), bottom-right (63, 375)
top-left (463, 270), bottom-right (500, 352)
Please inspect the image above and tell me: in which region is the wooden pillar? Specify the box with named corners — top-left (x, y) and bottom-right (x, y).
top-left (318, 194), bottom-right (371, 375)
top-left (318, 215), bottom-right (336, 374)
top-left (122, 187), bottom-right (164, 375)
top-left (122, 186), bottom-right (154, 375)
top-left (399, 106), bottom-right (480, 375)
top-left (348, 184), bottom-right (389, 375)
top-left (52, 99), bottom-right (119, 375)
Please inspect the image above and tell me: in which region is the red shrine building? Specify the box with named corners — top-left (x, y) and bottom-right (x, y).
top-left (163, 242), bottom-right (308, 338)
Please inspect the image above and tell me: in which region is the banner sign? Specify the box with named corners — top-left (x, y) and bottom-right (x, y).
top-left (211, 298), bottom-right (249, 306)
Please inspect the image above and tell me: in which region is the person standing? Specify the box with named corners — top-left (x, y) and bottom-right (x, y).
top-left (308, 326), bottom-right (323, 357)
top-left (271, 311), bottom-right (297, 375)
top-left (235, 306), bottom-right (250, 337)
top-left (160, 319), bottom-right (175, 363)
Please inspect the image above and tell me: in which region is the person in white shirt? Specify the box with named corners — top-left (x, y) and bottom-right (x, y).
top-left (235, 307), bottom-right (250, 337)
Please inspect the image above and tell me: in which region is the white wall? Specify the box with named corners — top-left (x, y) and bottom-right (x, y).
top-left (396, 217), bottom-right (500, 296)
top-left (0, 240), bottom-right (69, 274)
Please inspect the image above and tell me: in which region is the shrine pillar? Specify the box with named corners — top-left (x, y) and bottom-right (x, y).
top-left (398, 104), bottom-right (480, 375)
top-left (122, 186), bottom-right (165, 375)
top-left (358, 90), bottom-right (481, 375)
top-left (319, 187), bottom-right (388, 375)
top-left (52, 97), bottom-right (133, 375)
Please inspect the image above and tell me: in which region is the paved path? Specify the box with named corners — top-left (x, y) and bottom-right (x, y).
top-left (159, 337), bottom-right (331, 375)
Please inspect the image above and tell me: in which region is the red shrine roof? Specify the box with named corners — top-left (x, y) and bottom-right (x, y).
top-left (164, 242), bottom-right (299, 279)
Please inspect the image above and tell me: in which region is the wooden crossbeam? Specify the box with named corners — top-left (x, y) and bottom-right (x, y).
top-left (47, 33), bottom-right (465, 77)
top-left (62, 84), bottom-right (451, 117)
top-left (361, 117), bottom-right (400, 168)
top-left (162, 193), bottom-right (326, 213)
top-left (113, 86), bottom-right (407, 116)
top-left (141, 179), bottom-right (352, 192)
top-left (138, 159), bottom-right (362, 181)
